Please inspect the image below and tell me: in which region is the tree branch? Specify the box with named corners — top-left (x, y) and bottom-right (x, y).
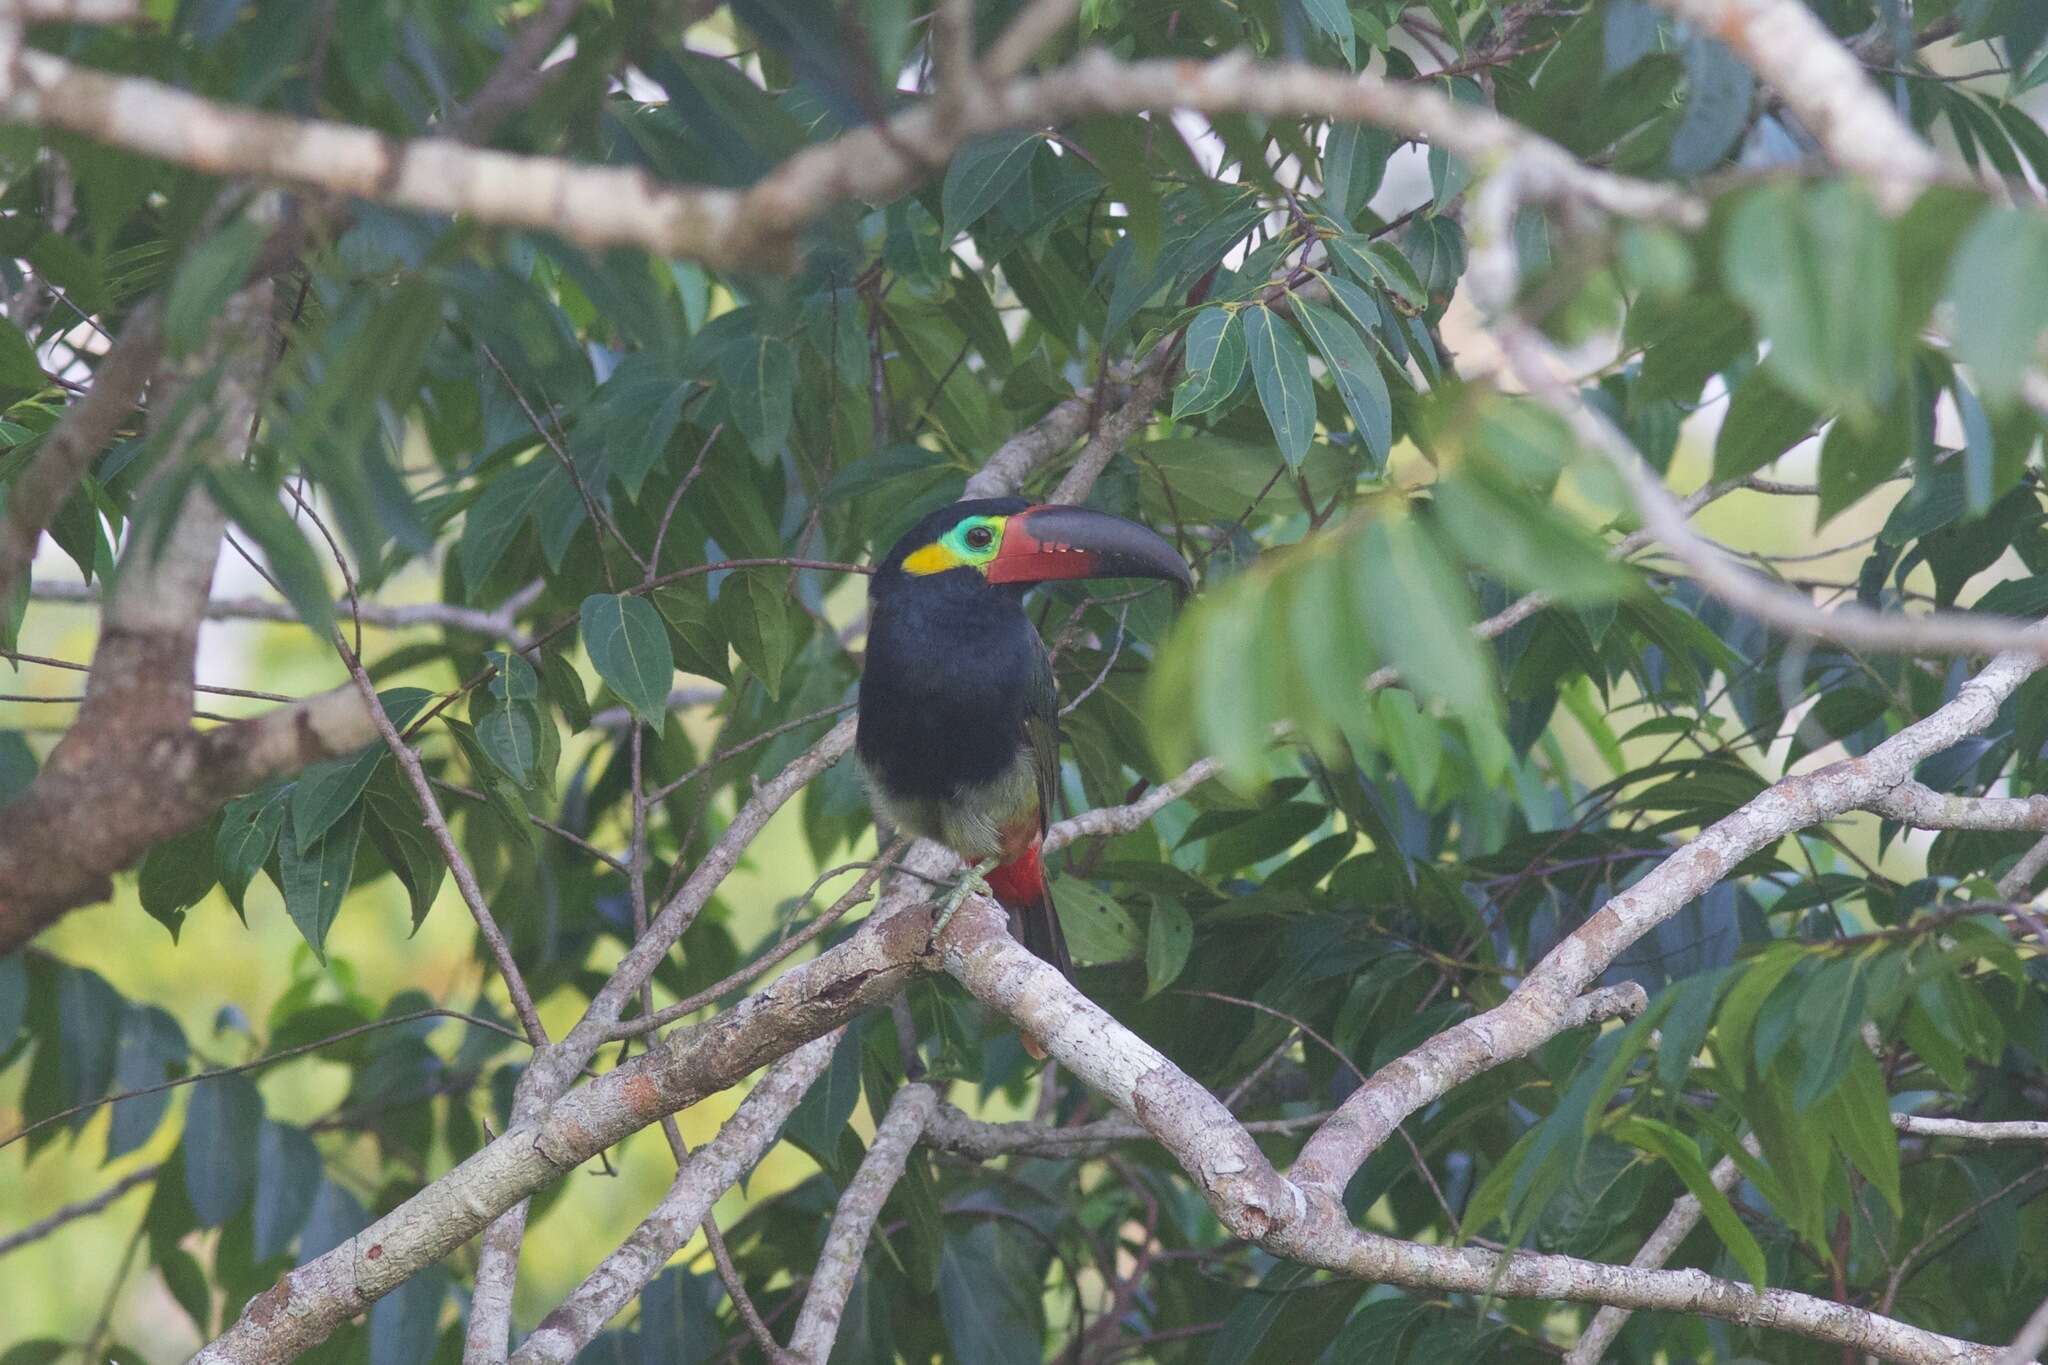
top-left (507, 1033), bottom-right (840, 1365)
top-left (933, 896), bottom-right (1999, 1363)
top-left (0, 1162), bottom-right (159, 1259)
top-left (28, 578), bottom-right (540, 647)
top-left (1565, 1137), bottom-right (1758, 1365)
top-left (0, 45), bottom-right (1696, 275)
top-left (0, 299), bottom-right (160, 609)
top-left (1287, 634), bottom-right (2044, 1199)
top-left (192, 906), bottom-right (932, 1365)
top-left (1892, 1115), bottom-right (2048, 1144)
top-left (785, 1082), bottom-right (937, 1362)
top-left (1642, 0), bottom-right (1942, 207)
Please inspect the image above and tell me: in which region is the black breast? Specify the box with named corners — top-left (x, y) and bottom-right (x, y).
top-left (857, 571), bottom-right (1041, 802)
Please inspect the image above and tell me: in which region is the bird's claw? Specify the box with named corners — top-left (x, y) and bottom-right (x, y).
top-left (929, 858), bottom-right (998, 945)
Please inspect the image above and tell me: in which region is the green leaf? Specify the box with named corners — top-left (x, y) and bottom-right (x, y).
top-left (1292, 0), bottom-right (1354, 63)
top-left (137, 818), bottom-right (218, 942)
top-left (1722, 182), bottom-right (1897, 415)
top-left (716, 572), bottom-right (796, 701)
top-left (106, 1006), bottom-right (187, 1161)
top-left (0, 956), bottom-right (24, 1057)
top-left (1945, 206), bottom-right (2048, 406)
top-left (165, 218), bottom-right (266, 356)
top-left (1613, 1117), bottom-right (1768, 1292)
top-left (474, 696), bottom-right (544, 788)
top-left (158, 1244), bottom-right (211, 1335)
top-left (1143, 899), bottom-right (1193, 998)
top-left (277, 801), bottom-right (365, 961)
top-left (1051, 876), bottom-right (1141, 963)
top-left (1294, 300), bottom-right (1391, 464)
top-left (942, 133), bottom-right (1040, 239)
top-left (1321, 126), bottom-right (1392, 225)
top-left (1351, 514), bottom-right (1495, 719)
top-left (784, 1026), bottom-right (864, 1176)
top-left (1666, 36), bottom-right (1754, 175)
top-left (57, 967), bottom-right (122, 1117)
top-left (1712, 366), bottom-right (1823, 482)
top-left (1791, 957), bottom-right (1867, 1109)
top-left (362, 764), bottom-right (445, 932)
top-left (938, 1222), bottom-right (1043, 1365)
top-left (289, 688), bottom-right (432, 846)
top-left (652, 578), bottom-right (732, 685)
top-left (1243, 306), bottom-right (1315, 467)
top-left (538, 651), bottom-right (591, 731)
top-left (0, 318), bottom-right (44, 399)
top-left (457, 459), bottom-right (552, 588)
top-left (1817, 410), bottom-right (1904, 527)
top-left (215, 782), bottom-right (289, 919)
top-left (0, 731), bottom-right (35, 802)
top-left (1817, 1047), bottom-right (1901, 1213)
top-left (252, 1120), bottom-right (322, 1260)
top-left (203, 468), bottom-right (335, 638)
top-left (444, 718), bottom-right (536, 851)
top-left (1434, 469), bottom-right (1633, 604)
top-left (184, 1072), bottom-right (263, 1226)
top-left (1172, 307), bottom-right (1247, 419)
top-left (1715, 942), bottom-right (1804, 1081)
top-left (720, 335), bottom-right (795, 458)
top-left (581, 592), bottom-right (674, 733)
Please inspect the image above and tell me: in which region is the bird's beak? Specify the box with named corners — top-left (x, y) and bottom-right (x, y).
top-left (986, 505), bottom-right (1193, 597)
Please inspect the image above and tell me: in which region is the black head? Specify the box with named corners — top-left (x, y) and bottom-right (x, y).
top-left (871, 498), bottom-right (1192, 599)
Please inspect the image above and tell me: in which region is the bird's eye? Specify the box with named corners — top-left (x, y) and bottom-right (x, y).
top-left (965, 525), bottom-right (994, 550)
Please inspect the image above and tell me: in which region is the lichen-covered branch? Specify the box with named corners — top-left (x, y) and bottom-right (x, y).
top-left (507, 1034), bottom-right (840, 1365)
top-left (785, 1082), bottom-right (937, 1362)
top-left (933, 897), bottom-right (2000, 1363)
top-left (1287, 635), bottom-right (2044, 1198)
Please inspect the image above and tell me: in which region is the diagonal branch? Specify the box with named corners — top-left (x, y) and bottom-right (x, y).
top-left (1565, 1136), bottom-right (1758, 1365)
top-left (932, 894), bottom-right (2001, 1364)
top-left (507, 1033), bottom-right (841, 1365)
top-left (1642, 0), bottom-right (1942, 207)
top-left (1286, 631), bottom-right (2045, 1199)
top-left (0, 299), bottom-right (160, 608)
top-left (785, 1082), bottom-right (937, 1362)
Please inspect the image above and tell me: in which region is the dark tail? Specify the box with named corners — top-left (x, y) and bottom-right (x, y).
top-left (987, 839), bottom-right (1072, 979)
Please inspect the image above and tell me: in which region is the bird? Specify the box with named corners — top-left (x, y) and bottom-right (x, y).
top-left (856, 497), bottom-right (1193, 1017)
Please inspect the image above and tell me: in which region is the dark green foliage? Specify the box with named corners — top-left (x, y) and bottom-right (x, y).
top-left (3, 0), bottom-right (2048, 1361)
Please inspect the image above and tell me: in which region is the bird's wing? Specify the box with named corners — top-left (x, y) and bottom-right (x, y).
top-left (1023, 637), bottom-right (1061, 838)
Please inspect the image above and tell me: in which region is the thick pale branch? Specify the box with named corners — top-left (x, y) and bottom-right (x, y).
top-left (508, 1035), bottom-right (841, 1365)
top-left (0, 45), bottom-right (1694, 274)
top-left (785, 1082), bottom-right (937, 1362)
top-left (1864, 782), bottom-right (2048, 834)
top-left (0, 283), bottom-right (295, 951)
top-left (1495, 325), bottom-right (2048, 665)
top-left (1288, 636), bottom-right (2045, 1198)
top-left (936, 899), bottom-right (1994, 1364)
top-left (1643, 0), bottom-right (1941, 206)
top-left (192, 907), bottom-right (933, 1365)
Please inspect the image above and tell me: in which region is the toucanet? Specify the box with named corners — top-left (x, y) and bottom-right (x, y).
top-left (857, 498), bottom-right (1193, 1019)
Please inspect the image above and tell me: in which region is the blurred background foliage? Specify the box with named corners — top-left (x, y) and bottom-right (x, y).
top-left (2, 0), bottom-right (2048, 1361)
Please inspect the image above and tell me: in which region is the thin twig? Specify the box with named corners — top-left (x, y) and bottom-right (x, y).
top-left (0, 1009), bottom-right (528, 1151)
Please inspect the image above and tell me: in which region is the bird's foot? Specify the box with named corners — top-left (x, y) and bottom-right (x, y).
top-left (929, 857), bottom-right (998, 945)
